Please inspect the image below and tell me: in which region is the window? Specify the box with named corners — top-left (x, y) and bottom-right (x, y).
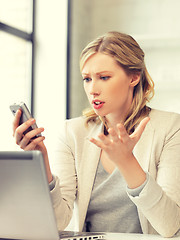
top-left (0, 0), bottom-right (34, 150)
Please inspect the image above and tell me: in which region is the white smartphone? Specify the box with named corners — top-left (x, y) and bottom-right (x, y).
top-left (10, 102), bottom-right (42, 138)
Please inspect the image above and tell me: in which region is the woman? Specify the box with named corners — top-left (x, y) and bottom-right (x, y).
top-left (13, 31), bottom-right (180, 237)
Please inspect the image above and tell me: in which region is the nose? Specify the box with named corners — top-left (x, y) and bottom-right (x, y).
top-left (89, 80), bottom-right (100, 96)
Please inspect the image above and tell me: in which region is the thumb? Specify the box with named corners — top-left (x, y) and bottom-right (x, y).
top-left (131, 117), bottom-right (150, 142)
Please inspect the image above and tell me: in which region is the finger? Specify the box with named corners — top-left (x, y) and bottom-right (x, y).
top-left (89, 137), bottom-right (107, 149)
top-left (98, 133), bottom-right (112, 145)
top-left (19, 128), bottom-right (44, 149)
top-left (131, 117), bottom-right (150, 141)
top-left (117, 123), bottom-right (129, 143)
top-left (108, 128), bottom-right (119, 142)
top-left (14, 118), bottom-right (36, 144)
top-left (24, 136), bottom-right (45, 151)
top-left (12, 109), bottom-right (21, 136)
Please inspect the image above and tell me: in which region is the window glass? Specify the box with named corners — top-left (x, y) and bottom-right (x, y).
top-left (0, 0), bottom-right (32, 33)
top-left (0, 31), bottom-right (32, 150)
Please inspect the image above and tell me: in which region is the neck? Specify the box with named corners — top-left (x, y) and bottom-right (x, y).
top-left (104, 92), bottom-right (133, 130)
top-left (104, 112), bottom-right (126, 130)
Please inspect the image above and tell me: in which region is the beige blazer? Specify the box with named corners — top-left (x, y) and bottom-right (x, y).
top-left (50, 109), bottom-right (180, 238)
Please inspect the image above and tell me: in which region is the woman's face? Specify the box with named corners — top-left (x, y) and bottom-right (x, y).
top-left (82, 52), bottom-right (139, 121)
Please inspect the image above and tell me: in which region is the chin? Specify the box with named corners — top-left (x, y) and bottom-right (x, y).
top-left (95, 111), bottom-right (109, 118)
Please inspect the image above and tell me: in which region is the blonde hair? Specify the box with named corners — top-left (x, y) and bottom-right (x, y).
top-left (80, 31), bottom-right (154, 134)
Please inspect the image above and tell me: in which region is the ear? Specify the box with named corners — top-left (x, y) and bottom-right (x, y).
top-left (130, 73), bottom-right (141, 87)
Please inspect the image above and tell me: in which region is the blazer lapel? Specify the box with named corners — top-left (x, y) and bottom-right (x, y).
top-left (133, 120), bottom-right (155, 234)
top-left (133, 121), bottom-right (155, 172)
top-left (78, 122), bottom-right (103, 231)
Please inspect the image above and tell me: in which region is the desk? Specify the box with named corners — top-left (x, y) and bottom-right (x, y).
top-left (0, 233), bottom-right (180, 240)
top-left (105, 233), bottom-right (180, 240)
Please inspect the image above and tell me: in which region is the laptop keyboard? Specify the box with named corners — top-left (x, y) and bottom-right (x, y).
top-left (59, 231), bottom-right (106, 240)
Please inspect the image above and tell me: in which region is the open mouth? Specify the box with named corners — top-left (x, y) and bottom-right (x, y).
top-left (94, 101), bottom-right (102, 105)
top-left (92, 101), bottom-right (105, 109)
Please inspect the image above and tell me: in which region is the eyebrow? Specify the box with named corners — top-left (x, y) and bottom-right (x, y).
top-left (82, 71), bottom-right (113, 75)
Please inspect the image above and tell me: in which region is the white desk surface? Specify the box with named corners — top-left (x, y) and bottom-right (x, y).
top-left (105, 233), bottom-right (180, 240)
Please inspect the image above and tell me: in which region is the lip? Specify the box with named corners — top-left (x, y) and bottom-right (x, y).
top-left (92, 99), bottom-right (105, 110)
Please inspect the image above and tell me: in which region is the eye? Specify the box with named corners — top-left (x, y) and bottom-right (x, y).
top-left (100, 76), bottom-right (110, 80)
top-left (83, 77), bottom-right (91, 82)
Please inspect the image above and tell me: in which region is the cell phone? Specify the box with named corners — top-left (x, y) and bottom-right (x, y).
top-left (10, 102), bottom-right (42, 138)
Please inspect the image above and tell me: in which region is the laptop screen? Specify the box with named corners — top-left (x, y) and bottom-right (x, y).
top-left (0, 151), bottom-right (59, 240)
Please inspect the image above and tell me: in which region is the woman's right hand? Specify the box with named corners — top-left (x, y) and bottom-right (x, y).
top-left (13, 109), bottom-right (45, 152)
top-left (12, 109), bottom-right (53, 183)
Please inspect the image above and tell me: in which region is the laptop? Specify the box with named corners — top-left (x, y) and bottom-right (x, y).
top-left (0, 151), bottom-right (105, 240)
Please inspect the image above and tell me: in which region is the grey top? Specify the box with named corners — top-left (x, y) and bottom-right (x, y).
top-left (84, 160), bottom-right (143, 233)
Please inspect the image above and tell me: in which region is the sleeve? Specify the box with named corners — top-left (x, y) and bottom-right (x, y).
top-left (49, 121), bottom-right (77, 231)
top-left (128, 121), bottom-right (180, 238)
top-left (127, 172), bottom-right (149, 197)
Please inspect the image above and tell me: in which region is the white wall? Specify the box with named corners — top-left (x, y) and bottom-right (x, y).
top-left (34, 0), bottom-right (67, 156)
top-left (91, 0), bottom-right (180, 113)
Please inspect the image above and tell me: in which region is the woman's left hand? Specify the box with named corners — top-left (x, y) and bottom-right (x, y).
top-left (89, 117), bottom-right (150, 167)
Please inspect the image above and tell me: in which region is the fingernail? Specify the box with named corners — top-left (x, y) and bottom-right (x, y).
top-left (15, 109), bottom-right (21, 115)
